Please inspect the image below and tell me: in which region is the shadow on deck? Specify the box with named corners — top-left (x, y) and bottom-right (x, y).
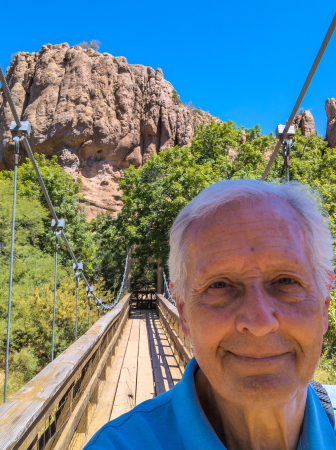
top-left (79, 308), bottom-right (182, 448)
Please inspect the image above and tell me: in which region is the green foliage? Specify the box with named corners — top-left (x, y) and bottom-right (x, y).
top-left (0, 154), bottom-right (96, 277)
top-left (0, 160), bottom-right (104, 395)
top-left (12, 348), bottom-right (39, 382)
top-left (95, 121), bottom-right (336, 384)
top-left (95, 146), bottom-right (224, 290)
top-left (172, 89), bottom-right (182, 105)
top-left (78, 40), bottom-right (101, 51)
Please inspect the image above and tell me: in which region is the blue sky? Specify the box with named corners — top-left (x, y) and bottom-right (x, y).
top-left (1, 1), bottom-right (335, 137)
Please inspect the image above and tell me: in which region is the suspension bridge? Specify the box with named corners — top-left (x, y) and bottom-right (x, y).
top-left (0, 13), bottom-right (336, 450)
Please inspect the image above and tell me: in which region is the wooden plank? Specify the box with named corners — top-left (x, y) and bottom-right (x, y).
top-left (153, 316), bottom-right (182, 386)
top-left (0, 294), bottom-right (131, 450)
top-left (157, 301), bottom-right (192, 370)
top-left (53, 303), bottom-right (130, 450)
top-left (83, 320), bottom-right (133, 445)
top-left (147, 311), bottom-right (173, 396)
top-left (156, 294), bottom-right (193, 357)
top-left (110, 311), bottom-right (140, 420)
top-left (136, 311), bottom-right (155, 405)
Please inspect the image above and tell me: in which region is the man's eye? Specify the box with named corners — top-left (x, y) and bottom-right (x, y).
top-left (278, 277), bottom-right (295, 285)
top-left (210, 281), bottom-right (227, 288)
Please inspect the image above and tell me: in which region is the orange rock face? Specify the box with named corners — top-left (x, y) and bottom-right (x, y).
top-left (0, 43), bottom-right (218, 219)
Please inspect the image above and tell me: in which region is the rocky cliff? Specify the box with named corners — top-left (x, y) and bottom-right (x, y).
top-left (293, 110), bottom-right (316, 137)
top-left (0, 43), bottom-right (218, 219)
top-left (326, 98), bottom-right (336, 149)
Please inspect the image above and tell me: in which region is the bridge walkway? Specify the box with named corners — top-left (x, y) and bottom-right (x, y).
top-left (0, 294), bottom-right (193, 450)
top-left (77, 309), bottom-right (182, 449)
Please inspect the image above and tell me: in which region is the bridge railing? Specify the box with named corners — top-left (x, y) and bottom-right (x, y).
top-left (156, 294), bottom-right (193, 371)
top-left (0, 293), bottom-right (131, 450)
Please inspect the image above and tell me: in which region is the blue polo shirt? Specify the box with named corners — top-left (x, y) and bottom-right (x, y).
top-left (84, 358), bottom-right (336, 449)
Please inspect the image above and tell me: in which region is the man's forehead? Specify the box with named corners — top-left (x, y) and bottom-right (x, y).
top-left (186, 196), bottom-right (307, 252)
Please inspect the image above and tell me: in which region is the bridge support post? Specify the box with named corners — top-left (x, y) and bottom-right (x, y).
top-left (157, 258), bottom-right (162, 294)
top-left (91, 383), bottom-right (99, 405)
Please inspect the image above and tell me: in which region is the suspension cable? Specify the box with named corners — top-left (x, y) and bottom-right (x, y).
top-left (261, 13), bottom-right (336, 181)
top-left (3, 135), bottom-right (21, 402)
top-left (73, 262), bottom-right (82, 340)
top-left (0, 64), bottom-right (130, 400)
top-left (51, 220), bottom-right (64, 361)
top-left (0, 63), bottom-right (94, 292)
top-left (93, 250), bottom-right (129, 314)
top-left (162, 269), bottom-right (176, 306)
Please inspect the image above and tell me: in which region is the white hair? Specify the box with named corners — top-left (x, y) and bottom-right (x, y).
top-left (169, 179), bottom-right (334, 301)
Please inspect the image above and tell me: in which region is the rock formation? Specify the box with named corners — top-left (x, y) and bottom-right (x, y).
top-left (326, 98), bottom-right (336, 149)
top-left (292, 110), bottom-right (316, 137)
top-left (0, 43), bottom-right (218, 219)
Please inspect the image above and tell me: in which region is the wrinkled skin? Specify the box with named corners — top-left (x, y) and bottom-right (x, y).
top-left (174, 197), bottom-right (334, 450)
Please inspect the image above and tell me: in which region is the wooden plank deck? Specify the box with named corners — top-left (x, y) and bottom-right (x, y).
top-left (83, 309), bottom-right (181, 446)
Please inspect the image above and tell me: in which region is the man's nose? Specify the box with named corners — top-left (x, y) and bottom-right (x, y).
top-left (235, 284), bottom-right (279, 336)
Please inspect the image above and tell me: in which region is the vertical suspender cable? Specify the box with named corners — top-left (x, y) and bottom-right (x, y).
top-left (75, 272), bottom-right (79, 341)
top-left (4, 137), bottom-right (20, 403)
top-left (88, 299), bottom-right (91, 330)
top-left (51, 231), bottom-right (60, 361)
top-left (0, 66), bottom-right (21, 126)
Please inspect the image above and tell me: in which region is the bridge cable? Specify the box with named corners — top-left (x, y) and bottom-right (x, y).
top-left (3, 136), bottom-right (21, 402)
top-left (0, 64), bottom-right (127, 400)
top-left (51, 220), bottom-right (64, 361)
top-left (162, 269), bottom-right (176, 306)
top-left (73, 262), bottom-right (83, 340)
top-left (261, 13), bottom-right (336, 181)
top-left (99, 248), bottom-right (130, 314)
top-left (86, 284), bottom-right (94, 329)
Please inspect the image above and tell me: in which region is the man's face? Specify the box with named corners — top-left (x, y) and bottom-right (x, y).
top-left (176, 197), bottom-right (331, 407)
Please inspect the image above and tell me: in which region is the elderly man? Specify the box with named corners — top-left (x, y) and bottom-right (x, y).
top-left (85, 179), bottom-right (336, 449)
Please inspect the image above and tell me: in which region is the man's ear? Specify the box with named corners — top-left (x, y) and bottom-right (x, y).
top-left (170, 282), bottom-right (191, 339)
top-left (323, 271), bottom-right (335, 334)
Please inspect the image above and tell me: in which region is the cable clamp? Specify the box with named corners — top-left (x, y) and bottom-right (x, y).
top-left (276, 124), bottom-right (295, 168)
top-left (86, 284), bottom-right (94, 303)
top-left (51, 219), bottom-right (65, 251)
top-left (51, 219), bottom-right (65, 231)
top-left (10, 121), bottom-right (31, 138)
top-left (73, 262), bottom-right (83, 272)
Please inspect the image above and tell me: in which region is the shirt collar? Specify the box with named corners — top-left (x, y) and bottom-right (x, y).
top-left (299, 384), bottom-right (336, 449)
top-left (172, 357), bottom-right (336, 450)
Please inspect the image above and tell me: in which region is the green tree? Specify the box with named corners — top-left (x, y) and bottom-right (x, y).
top-left (0, 154), bottom-right (97, 277)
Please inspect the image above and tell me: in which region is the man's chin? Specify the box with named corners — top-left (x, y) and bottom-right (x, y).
top-left (224, 373), bottom-right (301, 406)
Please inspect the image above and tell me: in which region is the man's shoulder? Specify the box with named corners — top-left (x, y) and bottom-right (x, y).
top-left (84, 390), bottom-right (183, 450)
top-left (106, 390), bottom-right (173, 429)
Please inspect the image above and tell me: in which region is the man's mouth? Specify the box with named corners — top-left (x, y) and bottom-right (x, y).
top-left (226, 351), bottom-right (292, 364)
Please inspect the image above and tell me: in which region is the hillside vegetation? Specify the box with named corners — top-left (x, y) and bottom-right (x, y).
top-left (1, 120), bottom-right (336, 402)
top-left (94, 121), bottom-right (336, 383)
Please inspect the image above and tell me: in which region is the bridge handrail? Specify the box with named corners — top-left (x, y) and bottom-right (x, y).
top-left (0, 293), bottom-right (131, 450)
top-left (156, 294), bottom-right (193, 371)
